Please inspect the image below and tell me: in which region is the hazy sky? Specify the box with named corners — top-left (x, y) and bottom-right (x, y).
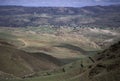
top-left (0, 0), bottom-right (120, 7)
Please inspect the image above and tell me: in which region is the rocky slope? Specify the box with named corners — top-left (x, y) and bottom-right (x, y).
top-left (70, 41), bottom-right (120, 81)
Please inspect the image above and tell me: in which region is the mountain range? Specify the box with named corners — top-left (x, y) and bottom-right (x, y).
top-left (0, 5), bottom-right (120, 27)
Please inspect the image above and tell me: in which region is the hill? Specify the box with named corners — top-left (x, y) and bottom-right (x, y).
top-left (0, 41), bottom-right (119, 81)
top-left (0, 40), bottom-right (62, 78)
top-left (68, 41), bottom-right (120, 81)
top-left (0, 5), bottom-right (120, 27)
top-left (29, 41), bottom-right (120, 81)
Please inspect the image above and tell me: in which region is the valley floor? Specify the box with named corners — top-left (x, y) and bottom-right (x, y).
top-left (0, 26), bottom-right (120, 81)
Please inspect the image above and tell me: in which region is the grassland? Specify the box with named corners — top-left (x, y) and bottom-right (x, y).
top-left (0, 26), bottom-right (120, 81)
top-left (0, 41), bottom-right (120, 81)
top-left (0, 27), bottom-right (102, 59)
top-left (0, 26), bottom-right (119, 61)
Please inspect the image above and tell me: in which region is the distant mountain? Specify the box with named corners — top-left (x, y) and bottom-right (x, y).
top-left (0, 5), bottom-right (120, 27)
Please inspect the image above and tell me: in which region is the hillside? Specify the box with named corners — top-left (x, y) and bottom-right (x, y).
top-left (68, 41), bottom-right (120, 81)
top-left (0, 40), bottom-right (119, 81)
top-left (29, 41), bottom-right (120, 81)
top-left (0, 5), bottom-right (120, 27)
top-left (0, 27), bottom-right (103, 63)
top-left (0, 40), bottom-right (62, 78)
